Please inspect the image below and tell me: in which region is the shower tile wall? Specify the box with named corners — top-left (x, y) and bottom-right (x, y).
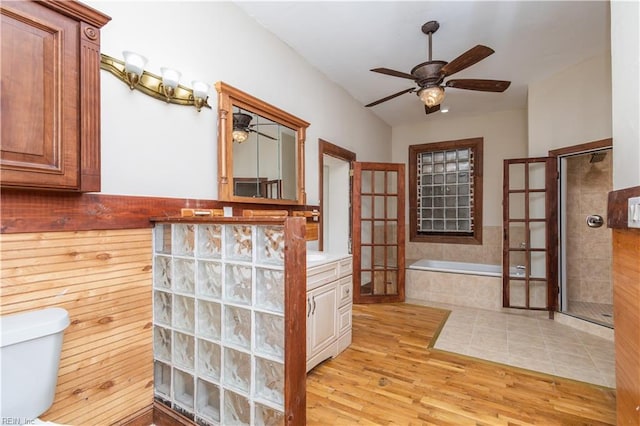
top-left (152, 223), bottom-right (286, 426)
top-left (566, 152), bottom-right (612, 305)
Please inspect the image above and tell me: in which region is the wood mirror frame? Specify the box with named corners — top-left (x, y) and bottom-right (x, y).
top-left (215, 82), bottom-right (310, 205)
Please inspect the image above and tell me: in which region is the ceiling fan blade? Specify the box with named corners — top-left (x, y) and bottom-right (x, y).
top-left (365, 88), bottom-right (415, 107)
top-left (249, 129), bottom-right (277, 140)
top-left (445, 79), bottom-right (511, 92)
top-left (425, 104), bottom-right (440, 115)
top-left (440, 45), bottom-right (494, 77)
top-left (370, 68), bottom-right (416, 80)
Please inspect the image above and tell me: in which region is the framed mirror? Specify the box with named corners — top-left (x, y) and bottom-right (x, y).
top-left (215, 82), bottom-right (309, 205)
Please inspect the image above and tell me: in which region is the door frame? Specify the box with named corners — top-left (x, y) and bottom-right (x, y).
top-left (318, 139), bottom-right (356, 252)
top-left (549, 138), bottom-right (613, 316)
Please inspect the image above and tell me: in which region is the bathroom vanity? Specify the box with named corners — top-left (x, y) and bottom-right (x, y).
top-left (306, 252), bottom-right (353, 372)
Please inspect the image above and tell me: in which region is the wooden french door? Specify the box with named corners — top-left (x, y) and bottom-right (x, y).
top-left (352, 162), bottom-right (405, 303)
top-left (503, 157), bottom-right (558, 313)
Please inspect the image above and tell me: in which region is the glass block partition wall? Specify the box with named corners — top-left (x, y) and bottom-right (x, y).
top-left (151, 218), bottom-right (306, 426)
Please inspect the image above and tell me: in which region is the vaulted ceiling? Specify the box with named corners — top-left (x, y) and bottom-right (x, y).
top-left (236, 1), bottom-right (610, 127)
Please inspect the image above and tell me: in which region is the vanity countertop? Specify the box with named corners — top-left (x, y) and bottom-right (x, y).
top-left (306, 250), bottom-right (352, 268)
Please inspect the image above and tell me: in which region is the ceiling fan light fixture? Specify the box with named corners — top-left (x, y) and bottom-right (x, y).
top-left (419, 86), bottom-right (445, 107)
top-left (232, 129), bottom-right (249, 143)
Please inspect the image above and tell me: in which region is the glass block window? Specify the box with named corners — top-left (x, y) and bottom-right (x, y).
top-left (417, 147), bottom-right (474, 233)
top-left (409, 138), bottom-right (483, 244)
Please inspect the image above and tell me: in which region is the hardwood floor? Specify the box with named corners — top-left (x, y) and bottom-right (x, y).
top-left (306, 303), bottom-right (616, 425)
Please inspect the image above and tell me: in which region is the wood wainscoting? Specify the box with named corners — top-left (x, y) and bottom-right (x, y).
top-left (0, 228), bottom-right (153, 425)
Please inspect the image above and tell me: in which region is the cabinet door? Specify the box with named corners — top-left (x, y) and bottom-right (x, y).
top-left (307, 283), bottom-right (338, 356)
top-left (0, 1), bottom-right (108, 191)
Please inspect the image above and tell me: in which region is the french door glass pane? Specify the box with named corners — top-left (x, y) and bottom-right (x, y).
top-left (374, 171), bottom-right (385, 193)
top-left (361, 221), bottom-right (372, 244)
top-left (374, 196), bottom-right (385, 218)
top-left (386, 246), bottom-right (397, 268)
top-left (387, 196), bottom-right (397, 218)
top-left (508, 280), bottom-right (527, 307)
top-left (386, 222), bottom-right (398, 244)
top-left (529, 222), bottom-right (546, 249)
top-left (387, 271), bottom-right (398, 295)
top-left (529, 193), bottom-right (546, 219)
top-left (362, 171), bottom-right (372, 193)
top-left (529, 281), bottom-right (547, 308)
top-left (361, 271), bottom-right (372, 295)
top-left (508, 164), bottom-right (525, 190)
top-left (373, 221), bottom-right (386, 244)
top-left (361, 196), bottom-right (372, 219)
top-left (361, 246), bottom-right (371, 270)
top-left (528, 162), bottom-right (546, 190)
top-left (508, 223), bottom-right (527, 249)
top-left (386, 171), bottom-right (398, 194)
top-left (530, 251), bottom-right (546, 278)
top-left (508, 193), bottom-right (526, 219)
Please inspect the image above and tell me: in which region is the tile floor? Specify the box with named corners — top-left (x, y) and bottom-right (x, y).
top-left (409, 300), bottom-right (616, 388)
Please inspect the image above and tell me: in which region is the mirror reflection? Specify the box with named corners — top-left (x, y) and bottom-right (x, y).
top-left (215, 81), bottom-right (309, 205)
top-left (231, 107), bottom-right (298, 200)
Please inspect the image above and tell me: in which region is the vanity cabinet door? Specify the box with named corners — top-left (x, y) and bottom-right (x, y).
top-left (0, 1), bottom-right (109, 191)
top-left (306, 281), bottom-right (338, 369)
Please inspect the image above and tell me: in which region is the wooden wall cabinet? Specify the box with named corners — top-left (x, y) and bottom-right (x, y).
top-left (0, 1), bottom-right (110, 191)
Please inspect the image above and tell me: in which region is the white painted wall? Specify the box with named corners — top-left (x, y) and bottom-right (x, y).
top-left (391, 109), bottom-right (528, 227)
top-left (527, 53), bottom-right (612, 157)
top-left (322, 156), bottom-right (350, 254)
top-left (611, 0), bottom-right (640, 189)
top-left (88, 1), bottom-right (390, 202)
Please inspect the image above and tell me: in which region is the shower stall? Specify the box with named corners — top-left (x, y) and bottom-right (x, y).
top-left (558, 147), bottom-right (613, 327)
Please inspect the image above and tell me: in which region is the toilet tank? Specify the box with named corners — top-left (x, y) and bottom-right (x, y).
top-left (0, 307), bottom-right (70, 420)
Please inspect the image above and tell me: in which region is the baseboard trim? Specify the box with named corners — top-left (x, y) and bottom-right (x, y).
top-left (116, 401), bottom-right (196, 426)
top-left (112, 404), bottom-right (153, 426)
top-left (153, 401), bottom-right (196, 426)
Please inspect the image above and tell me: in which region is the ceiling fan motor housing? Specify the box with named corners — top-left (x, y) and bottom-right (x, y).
top-left (411, 60), bottom-right (447, 87)
top-left (233, 112), bottom-right (253, 130)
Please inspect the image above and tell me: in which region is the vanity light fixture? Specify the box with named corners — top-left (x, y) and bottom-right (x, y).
top-left (160, 67), bottom-right (181, 101)
top-left (192, 80), bottom-right (210, 112)
top-left (122, 51), bottom-right (147, 89)
top-left (418, 85), bottom-right (445, 108)
top-left (100, 52), bottom-right (211, 111)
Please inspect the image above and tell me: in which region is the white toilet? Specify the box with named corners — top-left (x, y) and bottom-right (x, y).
top-left (0, 307), bottom-right (70, 425)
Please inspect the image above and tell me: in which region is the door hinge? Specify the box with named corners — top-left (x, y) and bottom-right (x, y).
top-left (349, 169), bottom-right (354, 177)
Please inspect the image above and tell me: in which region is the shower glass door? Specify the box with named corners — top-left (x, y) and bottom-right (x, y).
top-left (503, 157), bottom-right (558, 313)
top-left (352, 162), bottom-right (405, 303)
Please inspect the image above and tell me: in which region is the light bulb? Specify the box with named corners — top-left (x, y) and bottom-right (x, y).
top-left (419, 86), bottom-right (445, 107)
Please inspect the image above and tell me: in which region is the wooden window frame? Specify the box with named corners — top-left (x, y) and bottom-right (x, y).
top-left (409, 137), bottom-right (483, 245)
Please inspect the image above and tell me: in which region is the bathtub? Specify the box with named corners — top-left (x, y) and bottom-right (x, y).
top-left (408, 259), bottom-right (502, 277)
top-left (408, 259), bottom-right (525, 278)
top-left (406, 259), bottom-right (518, 311)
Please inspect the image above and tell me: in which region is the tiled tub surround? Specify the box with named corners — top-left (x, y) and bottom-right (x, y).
top-left (151, 218), bottom-right (306, 425)
top-left (406, 226), bottom-right (503, 265)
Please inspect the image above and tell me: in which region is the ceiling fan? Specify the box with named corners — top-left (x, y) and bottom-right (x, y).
top-left (365, 20), bottom-right (511, 115)
top-left (232, 112), bottom-right (277, 143)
